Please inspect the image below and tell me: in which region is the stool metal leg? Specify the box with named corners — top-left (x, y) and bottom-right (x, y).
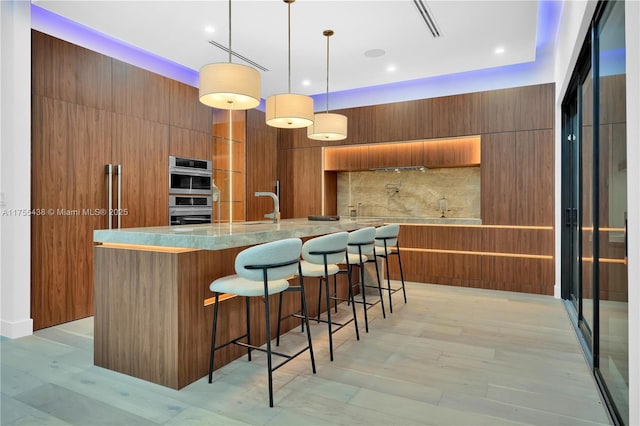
top-left (276, 292), bottom-right (283, 347)
top-left (359, 262), bottom-right (369, 333)
top-left (347, 262), bottom-right (360, 341)
top-left (316, 281), bottom-right (322, 323)
top-left (324, 273), bottom-right (334, 361)
top-left (383, 245), bottom-right (394, 313)
top-left (298, 275), bottom-right (316, 374)
top-left (262, 279), bottom-right (274, 407)
top-left (372, 254), bottom-right (386, 319)
top-left (208, 292), bottom-right (220, 383)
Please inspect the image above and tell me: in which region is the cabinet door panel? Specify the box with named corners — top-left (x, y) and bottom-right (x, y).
top-left (31, 96), bottom-right (112, 329)
top-left (368, 142), bottom-right (424, 168)
top-left (112, 115), bottom-right (170, 227)
top-left (324, 145), bottom-right (369, 171)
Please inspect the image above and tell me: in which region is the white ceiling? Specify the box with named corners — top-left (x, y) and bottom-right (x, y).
top-left (32, 0), bottom-right (540, 99)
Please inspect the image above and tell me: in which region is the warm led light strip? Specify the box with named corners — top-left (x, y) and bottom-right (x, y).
top-left (581, 227), bottom-right (626, 232)
top-left (97, 243), bottom-right (197, 253)
top-left (394, 223), bottom-right (553, 230)
top-left (204, 293), bottom-right (237, 306)
top-left (398, 247), bottom-right (553, 260)
top-left (581, 257), bottom-right (627, 264)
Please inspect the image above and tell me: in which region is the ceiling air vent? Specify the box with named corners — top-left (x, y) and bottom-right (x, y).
top-left (412, 0), bottom-right (441, 38)
top-left (208, 40), bottom-right (269, 72)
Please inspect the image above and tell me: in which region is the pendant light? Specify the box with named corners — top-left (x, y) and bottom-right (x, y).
top-left (308, 30), bottom-right (348, 140)
top-left (265, 0), bottom-right (314, 129)
top-left (199, 0), bottom-right (261, 110)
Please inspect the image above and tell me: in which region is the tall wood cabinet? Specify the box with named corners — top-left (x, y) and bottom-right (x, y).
top-left (31, 30), bottom-right (212, 329)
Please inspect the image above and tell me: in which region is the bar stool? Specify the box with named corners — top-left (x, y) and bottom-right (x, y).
top-left (342, 226), bottom-right (386, 333)
top-left (373, 224), bottom-right (407, 313)
top-left (277, 232), bottom-right (359, 362)
top-left (208, 238), bottom-right (316, 407)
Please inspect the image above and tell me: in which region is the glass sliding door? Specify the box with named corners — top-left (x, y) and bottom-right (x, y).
top-left (561, 1), bottom-right (627, 424)
top-left (580, 65), bottom-right (595, 343)
top-left (596, 0), bottom-right (628, 423)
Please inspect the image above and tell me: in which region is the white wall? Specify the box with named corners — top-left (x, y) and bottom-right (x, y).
top-left (553, 1), bottom-right (640, 423)
top-left (0, 0), bottom-right (32, 338)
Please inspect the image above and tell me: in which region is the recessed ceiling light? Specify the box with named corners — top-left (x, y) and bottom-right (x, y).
top-left (302, 79), bottom-right (311, 86)
top-left (495, 47), bottom-right (505, 54)
top-left (205, 25), bottom-right (215, 33)
top-left (364, 49), bottom-right (386, 58)
top-left (387, 65), bottom-right (397, 72)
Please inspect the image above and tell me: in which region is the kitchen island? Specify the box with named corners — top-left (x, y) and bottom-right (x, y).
top-left (93, 218), bottom-right (379, 389)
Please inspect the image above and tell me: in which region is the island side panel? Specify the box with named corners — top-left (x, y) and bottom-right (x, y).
top-left (177, 247), bottom-right (243, 388)
top-left (94, 246), bottom-right (180, 388)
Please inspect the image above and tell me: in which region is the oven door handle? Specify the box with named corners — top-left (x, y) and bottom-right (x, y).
top-left (169, 167), bottom-right (213, 178)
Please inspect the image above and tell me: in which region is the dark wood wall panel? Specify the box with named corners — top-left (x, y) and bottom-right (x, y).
top-left (369, 142), bottom-right (424, 168)
top-left (373, 99), bottom-right (433, 142)
top-left (169, 127), bottom-right (211, 160)
top-left (31, 30), bottom-right (214, 329)
top-left (394, 251), bottom-right (482, 285)
top-left (113, 114), bottom-right (170, 228)
top-left (278, 148), bottom-right (324, 218)
top-left (31, 30), bottom-right (113, 111)
top-left (324, 145), bottom-right (369, 171)
top-left (480, 87), bottom-right (518, 133)
top-left (31, 96), bottom-right (112, 330)
top-left (112, 60), bottom-right (172, 125)
top-left (515, 84), bottom-right (554, 131)
top-left (431, 92), bottom-right (482, 138)
top-left (399, 226), bottom-right (482, 251)
top-left (515, 129), bottom-right (555, 226)
top-left (481, 228), bottom-right (554, 256)
top-left (423, 137), bottom-right (481, 167)
top-left (481, 132), bottom-right (517, 225)
top-left (481, 257), bottom-right (554, 295)
top-left (246, 109), bottom-right (278, 221)
top-left (169, 80), bottom-right (212, 133)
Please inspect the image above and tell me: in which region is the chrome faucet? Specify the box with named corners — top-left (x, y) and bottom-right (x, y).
top-left (255, 192), bottom-right (280, 223)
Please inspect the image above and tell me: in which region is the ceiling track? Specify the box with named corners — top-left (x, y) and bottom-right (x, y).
top-left (208, 40), bottom-right (269, 71)
top-left (412, 0), bottom-right (441, 38)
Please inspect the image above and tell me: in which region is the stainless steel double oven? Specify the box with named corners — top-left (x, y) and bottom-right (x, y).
top-left (168, 156), bottom-right (213, 225)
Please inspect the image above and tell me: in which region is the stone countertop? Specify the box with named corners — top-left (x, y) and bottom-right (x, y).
top-left (94, 218), bottom-right (382, 251)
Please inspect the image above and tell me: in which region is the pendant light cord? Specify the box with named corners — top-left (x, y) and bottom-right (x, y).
top-left (325, 33), bottom-right (330, 113)
top-left (287, 1), bottom-right (291, 93)
top-left (228, 0), bottom-right (232, 63)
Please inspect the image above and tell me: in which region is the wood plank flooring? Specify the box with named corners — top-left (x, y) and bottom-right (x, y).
top-left (1, 282), bottom-right (611, 425)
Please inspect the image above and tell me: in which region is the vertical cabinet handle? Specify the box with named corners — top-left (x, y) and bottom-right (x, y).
top-left (116, 164), bottom-right (122, 229)
top-left (105, 164), bottom-right (113, 230)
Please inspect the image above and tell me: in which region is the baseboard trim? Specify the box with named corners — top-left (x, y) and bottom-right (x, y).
top-left (1, 318), bottom-right (33, 338)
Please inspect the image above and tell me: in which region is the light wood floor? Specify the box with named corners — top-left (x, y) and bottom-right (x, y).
top-left (1, 282), bottom-right (611, 425)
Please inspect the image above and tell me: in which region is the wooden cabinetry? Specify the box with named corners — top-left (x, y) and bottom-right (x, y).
top-left (31, 31), bottom-right (212, 329)
top-left (324, 137), bottom-right (480, 171)
top-left (368, 141), bottom-right (424, 169)
top-left (31, 97), bottom-right (112, 329)
top-left (246, 110), bottom-right (278, 221)
top-left (113, 115), bottom-right (170, 228)
top-left (324, 145), bottom-right (369, 171)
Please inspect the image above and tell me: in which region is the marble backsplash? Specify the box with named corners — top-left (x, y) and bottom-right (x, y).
top-left (337, 167), bottom-right (480, 219)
